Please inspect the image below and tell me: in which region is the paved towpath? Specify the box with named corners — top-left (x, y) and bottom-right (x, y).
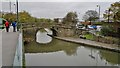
top-left (2, 26), bottom-right (19, 66)
top-left (55, 37), bottom-right (120, 53)
top-left (0, 30), bottom-right (2, 67)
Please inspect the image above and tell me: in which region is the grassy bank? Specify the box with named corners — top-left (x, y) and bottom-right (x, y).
top-left (84, 33), bottom-right (94, 40)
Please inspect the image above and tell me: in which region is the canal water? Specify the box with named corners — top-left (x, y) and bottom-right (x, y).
top-left (25, 29), bottom-right (120, 66)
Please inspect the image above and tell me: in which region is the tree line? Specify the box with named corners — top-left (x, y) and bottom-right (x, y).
top-left (1, 11), bottom-right (54, 24)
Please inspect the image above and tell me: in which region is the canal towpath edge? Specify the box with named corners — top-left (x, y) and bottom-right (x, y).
top-left (54, 37), bottom-right (120, 53)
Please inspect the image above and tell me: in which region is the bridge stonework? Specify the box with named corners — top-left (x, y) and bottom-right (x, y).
top-left (52, 26), bottom-right (75, 37)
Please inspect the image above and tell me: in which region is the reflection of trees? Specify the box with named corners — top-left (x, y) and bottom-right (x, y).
top-left (99, 50), bottom-right (120, 65)
top-left (24, 29), bottom-right (80, 56)
top-left (57, 40), bottom-right (78, 56)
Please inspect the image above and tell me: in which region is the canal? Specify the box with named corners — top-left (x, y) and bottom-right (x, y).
top-left (24, 28), bottom-right (120, 66)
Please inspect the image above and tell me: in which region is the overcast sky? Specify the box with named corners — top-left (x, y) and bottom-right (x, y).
top-left (1, 1), bottom-right (120, 20)
top-left (1, 0), bottom-right (120, 2)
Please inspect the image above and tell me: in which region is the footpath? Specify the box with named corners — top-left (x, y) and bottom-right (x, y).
top-left (0, 30), bottom-right (2, 67)
top-left (55, 37), bottom-right (120, 53)
top-left (2, 26), bottom-right (19, 66)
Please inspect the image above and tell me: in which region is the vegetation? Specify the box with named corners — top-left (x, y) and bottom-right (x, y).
top-left (104, 36), bottom-right (119, 44)
top-left (63, 12), bottom-right (78, 25)
top-left (18, 11), bottom-right (35, 23)
top-left (3, 13), bottom-right (16, 23)
top-left (84, 34), bottom-right (94, 40)
top-left (103, 2), bottom-right (120, 22)
top-left (101, 26), bottom-right (118, 37)
top-left (0, 12), bottom-right (2, 18)
top-left (2, 11), bottom-right (55, 26)
top-left (83, 10), bottom-right (99, 22)
top-left (39, 28), bottom-right (46, 32)
top-left (100, 2), bottom-right (120, 38)
top-left (54, 18), bottom-right (59, 23)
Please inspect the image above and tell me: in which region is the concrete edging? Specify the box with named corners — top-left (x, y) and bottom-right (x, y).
top-left (54, 37), bottom-right (120, 53)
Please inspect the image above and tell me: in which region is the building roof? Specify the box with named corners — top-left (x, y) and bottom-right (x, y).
top-left (81, 22), bottom-right (91, 25)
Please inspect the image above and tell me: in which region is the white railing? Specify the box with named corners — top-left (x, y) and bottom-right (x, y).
top-left (13, 32), bottom-right (23, 67)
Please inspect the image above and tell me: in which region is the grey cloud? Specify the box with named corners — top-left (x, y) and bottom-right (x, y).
top-left (2, 2), bottom-right (112, 20)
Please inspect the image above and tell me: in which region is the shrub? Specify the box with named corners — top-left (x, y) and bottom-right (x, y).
top-left (101, 26), bottom-right (116, 36)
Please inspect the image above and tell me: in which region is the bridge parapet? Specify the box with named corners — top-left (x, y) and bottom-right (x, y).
top-left (13, 24), bottom-right (23, 67)
top-left (13, 32), bottom-right (23, 67)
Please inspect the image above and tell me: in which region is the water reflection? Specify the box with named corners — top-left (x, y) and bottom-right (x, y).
top-left (36, 30), bottom-right (52, 44)
top-left (99, 50), bottom-right (120, 65)
top-left (25, 38), bottom-right (79, 56)
top-left (25, 46), bottom-right (120, 66)
top-left (24, 29), bottom-right (120, 66)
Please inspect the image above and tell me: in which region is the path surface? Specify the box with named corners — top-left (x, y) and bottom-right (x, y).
top-left (0, 30), bottom-right (2, 67)
top-left (55, 37), bottom-right (120, 52)
top-left (2, 26), bottom-right (19, 66)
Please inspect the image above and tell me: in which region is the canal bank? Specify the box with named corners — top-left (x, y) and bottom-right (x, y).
top-left (54, 37), bottom-right (120, 53)
top-left (24, 28), bottom-right (120, 66)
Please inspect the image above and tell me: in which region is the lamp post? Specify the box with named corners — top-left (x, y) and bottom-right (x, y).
top-left (9, 0), bottom-right (11, 13)
top-left (16, 0), bottom-right (18, 22)
top-left (16, 0), bottom-right (19, 31)
top-left (97, 5), bottom-right (100, 22)
top-left (13, 3), bottom-right (16, 14)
